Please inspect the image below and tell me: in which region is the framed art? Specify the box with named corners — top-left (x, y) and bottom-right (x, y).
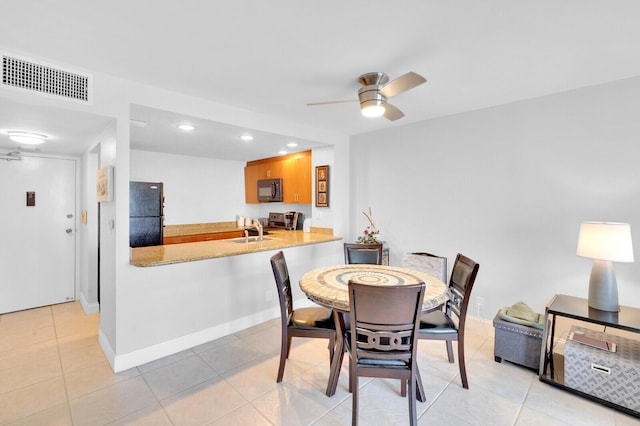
top-left (315, 165), bottom-right (329, 207)
top-left (96, 166), bottom-right (114, 202)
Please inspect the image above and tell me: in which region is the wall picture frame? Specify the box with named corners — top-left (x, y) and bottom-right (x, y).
top-left (96, 166), bottom-right (114, 202)
top-left (315, 165), bottom-right (329, 207)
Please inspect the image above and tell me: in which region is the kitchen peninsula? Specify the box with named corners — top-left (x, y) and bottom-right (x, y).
top-left (113, 222), bottom-right (342, 373)
top-left (131, 226), bottom-right (341, 266)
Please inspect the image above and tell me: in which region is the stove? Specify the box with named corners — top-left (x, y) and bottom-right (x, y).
top-left (266, 211), bottom-right (303, 230)
top-left (267, 212), bottom-right (287, 229)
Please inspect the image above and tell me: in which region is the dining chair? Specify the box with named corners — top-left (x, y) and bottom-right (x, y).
top-left (270, 251), bottom-right (336, 382)
top-left (346, 280), bottom-right (425, 426)
top-left (417, 253), bottom-right (479, 389)
top-left (402, 252), bottom-right (447, 283)
top-left (344, 243), bottom-right (383, 265)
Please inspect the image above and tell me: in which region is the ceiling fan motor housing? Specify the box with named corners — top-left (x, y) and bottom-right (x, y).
top-left (358, 72), bottom-right (389, 86)
top-left (358, 84), bottom-right (387, 108)
top-left (357, 72), bottom-right (389, 109)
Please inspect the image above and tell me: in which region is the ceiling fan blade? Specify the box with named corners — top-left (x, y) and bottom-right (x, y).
top-left (379, 72), bottom-right (427, 98)
top-left (384, 103), bottom-right (405, 121)
top-left (307, 99), bottom-right (358, 106)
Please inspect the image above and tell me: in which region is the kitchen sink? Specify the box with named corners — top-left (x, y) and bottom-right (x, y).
top-left (228, 236), bottom-right (275, 243)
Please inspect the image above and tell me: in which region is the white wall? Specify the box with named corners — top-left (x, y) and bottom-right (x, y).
top-left (96, 121), bottom-right (120, 358)
top-left (130, 150), bottom-right (246, 224)
top-left (78, 146), bottom-right (100, 314)
top-left (351, 76), bottom-right (640, 319)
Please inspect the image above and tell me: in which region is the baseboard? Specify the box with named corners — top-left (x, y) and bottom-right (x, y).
top-left (109, 305), bottom-right (281, 373)
top-left (469, 314), bottom-right (494, 326)
top-left (98, 329), bottom-right (117, 371)
top-left (79, 292), bottom-right (100, 315)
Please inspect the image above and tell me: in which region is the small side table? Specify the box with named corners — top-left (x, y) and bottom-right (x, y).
top-left (539, 294), bottom-right (640, 418)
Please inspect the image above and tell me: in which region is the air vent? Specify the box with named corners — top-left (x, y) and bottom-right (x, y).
top-left (2, 54), bottom-right (90, 103)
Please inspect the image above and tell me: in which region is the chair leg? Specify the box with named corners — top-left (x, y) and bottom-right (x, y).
top-left (415, 369), bottom-right (426, 403)
top-left (408, 374), bottom-right (418, 426)
top-left (445, 340), bottom-right (455, 363)
top-left (458, 339), bottom-right (468, 389)
top-left (277, 331), bottom-right (288, 383)
top-left (327, 335), bottom-right (335, 363)
top-left (351, 365), bottom-right (358, 425)
top-left (346, 344), bottom-right (353, 393)
top-left (400, 372), bottom-right (425, 402)
top-left (286, 335), bottom-right (293, 359)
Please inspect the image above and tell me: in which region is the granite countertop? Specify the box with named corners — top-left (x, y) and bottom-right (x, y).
top-left (163, 221), bottom-right (247, 237)
top-left (130, 229), bottom-right (341, 267)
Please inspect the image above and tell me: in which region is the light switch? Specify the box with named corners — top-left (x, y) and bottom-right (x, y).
top-left (26, 191), bottom-right (35, 207)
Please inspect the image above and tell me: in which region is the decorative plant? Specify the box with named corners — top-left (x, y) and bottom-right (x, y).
top-left (356, 207), bottom-right (381, 244)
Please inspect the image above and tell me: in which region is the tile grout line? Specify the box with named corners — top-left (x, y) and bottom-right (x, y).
top-left (52, 305), bottom-right (76, 425)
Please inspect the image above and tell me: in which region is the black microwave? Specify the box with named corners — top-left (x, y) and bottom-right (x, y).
top-left (257, 178), bottom-right (283, 202)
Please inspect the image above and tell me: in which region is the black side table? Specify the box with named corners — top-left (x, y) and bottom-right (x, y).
top-left (539, 294), bottom-right (640, 418)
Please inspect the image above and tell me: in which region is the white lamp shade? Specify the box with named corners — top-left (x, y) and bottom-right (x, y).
top-left (577, 221), bottom-right (634, 262)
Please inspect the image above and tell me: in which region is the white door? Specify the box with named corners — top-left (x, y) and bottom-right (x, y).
top-left (0, 155), bottom-right (76, 313)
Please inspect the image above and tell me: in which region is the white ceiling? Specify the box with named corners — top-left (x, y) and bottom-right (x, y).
top-left (1, 1), bottom-right (640, 160)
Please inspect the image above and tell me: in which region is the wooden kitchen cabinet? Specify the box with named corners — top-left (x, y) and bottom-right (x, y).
top-left (244, 159), bottom-right (284, 203)
top-left (244, 164), bottom-right (260, 203)
top-left (259, 160), bottom-right (282, 179)
top-left (283, 153), bottom-right (311, 204)
top-left (245, 150), bottom-right (311, 204)
top-left (164, 230), bottom-right (244, 245)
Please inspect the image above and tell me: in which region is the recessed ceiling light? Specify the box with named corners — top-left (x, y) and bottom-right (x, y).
top-left (240, 134), bottom-right (254, 141)
top-left (7, 130), bottom-right (48, 145)
top-left (130, 119), bottom-right (148, 128)
top-left (278, 150), bottom-right (288, 155)
top-left (287, 142), bottom-right (298, 147)
top-left (177, 123), bottom-right (196, 132)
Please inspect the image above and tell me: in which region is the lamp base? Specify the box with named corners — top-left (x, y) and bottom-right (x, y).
top-left (588, 260), bottom-right (619, 312)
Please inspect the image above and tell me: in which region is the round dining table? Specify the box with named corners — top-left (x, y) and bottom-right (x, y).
top-left (299, 264), bottom-right (449, 397)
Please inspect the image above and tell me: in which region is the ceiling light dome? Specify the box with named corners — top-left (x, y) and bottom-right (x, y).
top-left (177, 123), bottom-right (195, 132)
top-left (361, 103), bottom-right (386, 118)
top-left (7, 130), bottom-right (48, 145)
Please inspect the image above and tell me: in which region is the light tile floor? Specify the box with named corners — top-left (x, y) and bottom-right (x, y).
top-left (0, 302), bottom-right (637, 425)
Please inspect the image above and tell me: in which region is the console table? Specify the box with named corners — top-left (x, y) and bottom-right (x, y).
top-left (539, 294), bottom-right (640, 417)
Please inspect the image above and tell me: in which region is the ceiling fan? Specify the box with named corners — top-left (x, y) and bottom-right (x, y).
top-left (307, 71), bottom-right (427, 121)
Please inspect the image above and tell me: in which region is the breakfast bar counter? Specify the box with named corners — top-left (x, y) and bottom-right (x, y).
top-left (130, 228), bottom-right (341, 267)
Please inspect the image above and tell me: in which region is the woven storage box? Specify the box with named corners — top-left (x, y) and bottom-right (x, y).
top-left (564, 326), bottom-right (640, 412)
top-left (493, 313), bottom-right (543, 369)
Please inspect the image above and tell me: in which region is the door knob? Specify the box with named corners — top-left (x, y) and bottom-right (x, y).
top-left (66, 228), bottom-right (73, 234)
top-left (67, 214), bottom-right (73, 218)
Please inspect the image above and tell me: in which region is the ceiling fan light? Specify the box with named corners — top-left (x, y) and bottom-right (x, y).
top-left (7, 130), bottom-right (48, 145)
top-left (361, 104), bottom-right (386, 118)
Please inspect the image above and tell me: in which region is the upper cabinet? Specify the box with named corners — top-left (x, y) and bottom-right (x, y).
top-left (283, 154), bottom-right (311, 204)
top-left (244, 150), bottom-right (311, 204)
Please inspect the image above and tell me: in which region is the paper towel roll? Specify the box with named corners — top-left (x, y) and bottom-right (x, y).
top-left (303, 218), bottom-right (312, 232)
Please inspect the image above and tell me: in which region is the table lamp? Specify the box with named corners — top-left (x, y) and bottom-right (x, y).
top-left (576, 221), bottom-right (634, 312)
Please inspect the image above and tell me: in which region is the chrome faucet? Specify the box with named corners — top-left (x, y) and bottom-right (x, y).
top-left (251, 219), bottom-right (264, 241)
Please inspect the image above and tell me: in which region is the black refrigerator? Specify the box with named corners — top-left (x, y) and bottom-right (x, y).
top-left (129, 181), bottom-right (164, 247)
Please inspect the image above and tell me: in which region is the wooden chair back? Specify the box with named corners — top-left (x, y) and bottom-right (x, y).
top-left (344, 243), bottom-right (383, 265)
